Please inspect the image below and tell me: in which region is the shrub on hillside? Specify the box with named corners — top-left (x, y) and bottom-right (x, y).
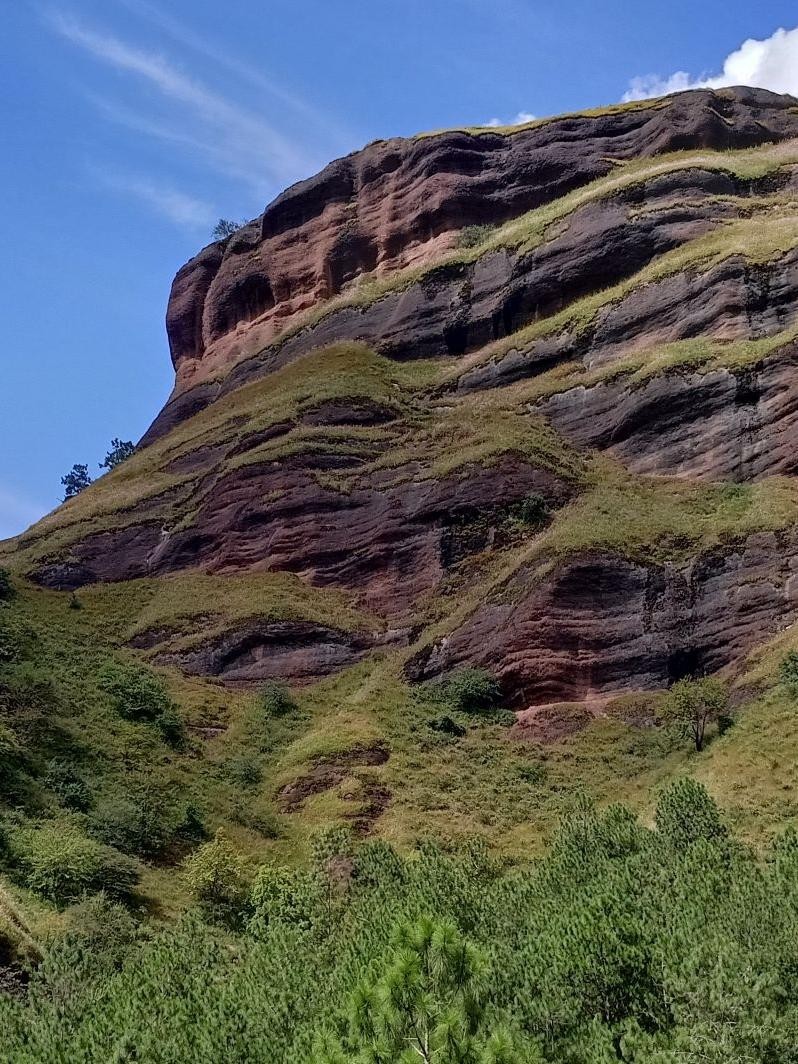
top-left (258, 680), bottom-right (297, 719)
top-left (224, 755), bottom-right (263, 789)
top-left (0, 617), bottom-right (22, 669)
top-left (42, 759), bottom-right (92, 813)
top-left (91, 788), bottom-right (204, 859)
top-left (424, 667), bottom-right (501, 714)
top-left (249, 865), bottom-right (324, 935)
top-left (0, 568), bottom-right (15, 602)
top-left (10, 822), bottom-right (138, 903)
top-left (655, 777), bottom-right (728, 852)
top-left (457, 223), bottom-right (496, 249)
top-left (780, 650), bottom-right (798, 694)
top-left (183, 829), bottom-right (247, 916)
top-left (97, 661), bottom-right (184, 745)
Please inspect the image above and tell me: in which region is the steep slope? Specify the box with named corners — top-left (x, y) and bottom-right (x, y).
top-left (5, 86), bottom-right (798, 859)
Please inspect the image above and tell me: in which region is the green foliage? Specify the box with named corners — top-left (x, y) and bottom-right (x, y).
top-left (249, 865), bottom-right (324, 935)
top-left (9, 821), bottom-right (138, 903)
top-left (99, 438), bottom-right (136, 471)
top-left (60, 462), bottom-right (92, 499)
top-left (457, 224), bottom-right (496, 249)
top-left (98, 660), bottom-right (184, 744)
top-left (326, 916), bottom-right (520, 1063)
top-left (43, 759), bottom-right (92, 812)
top-left (425, 668), bottom-right (501, 714)
top-left (224, 754), bottom-right (263, 789)
top-left (259, 680), bottom-right (297, 719)
top-left (780, 649), bottom-right (798, 693)
top-left (0, 614), bottom-right (21, 668)
top-left (213, 218), bottom-right (243, 238)
top-left (0, 568), bottom-right (15, 601)
top-left (662, 676), bottom-right (729, 751)
top-left (655, 776), bottom-right (728, 852)
top-left (90, 787), bottom-right (203, 859)
top-left (509, 491), bottom-right (549, 528)
top-left (182, 829), bottom-right (247, 915)
top-left (4, 782), bottom-right (798, 1061)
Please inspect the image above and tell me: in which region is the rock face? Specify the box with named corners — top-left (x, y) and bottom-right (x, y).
top-left (13, 87), bottom-right (798, 703)
top-left (407, 530), bottom-right (798, 705)
top-left (166, 86), bottom-right (798, 388)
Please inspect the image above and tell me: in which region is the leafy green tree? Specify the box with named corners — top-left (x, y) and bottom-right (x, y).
top-left (183, 829), bottom-right (247, 916)
top-left (61, 463), bottom-right (92, 499)
top-left (662, 676), bottom-right (728, 751)
top-left (325, 916), bottom-right (523, 1063)
top-left (99, 438), bottom-right (135, 471)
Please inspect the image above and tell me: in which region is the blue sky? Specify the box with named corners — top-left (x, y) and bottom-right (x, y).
top-left (2, 1), bottom-right (798, 539)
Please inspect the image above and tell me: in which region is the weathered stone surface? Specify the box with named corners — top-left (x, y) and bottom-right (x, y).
top-left (152, 620), bottom-right (408, 683)
top-left (58, 454), bottom-right (572, 616)
top-left (166, 86), bottom-right (798, 394)
top-left (540, 343), bottom-right (798, 481)
top-left (408, 530), bottom-right (798, 707)
top-left (457, 246), bottom-right (798, 392)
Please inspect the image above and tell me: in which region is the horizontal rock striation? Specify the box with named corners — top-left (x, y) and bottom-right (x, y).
top-left (167, 87), bottom-right (798, 379)
top-left (150, 621), bottom-right (408, 683)
top-left (408, 529), bottom-right (798, 707)
top-left (33, 453), bottom-right (572, 618)
top-left (15, 88), bottom-right (798, 700)
top-left (540, 342), bottom-right (798, 480)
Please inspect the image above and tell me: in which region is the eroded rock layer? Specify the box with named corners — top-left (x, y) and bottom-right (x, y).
top-left (10, 86), bottom-right (798, 702)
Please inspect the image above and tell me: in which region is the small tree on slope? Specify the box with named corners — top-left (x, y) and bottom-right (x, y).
top-left (317, 916), bottom-right (528, 1063)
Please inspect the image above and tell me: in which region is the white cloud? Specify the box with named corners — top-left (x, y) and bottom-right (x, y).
top-left (484, 111), bottom-right (536, 127)
top-left (0, 486), bottom-right (49, 541)
top-left (113, 0), bottom-right (354, 149)
top-left (43, 9), bottom-right (323, 194)
top-left (623, 25), bottom-right (798, 102)
top-left (90, 169), bottom-right (215, 229)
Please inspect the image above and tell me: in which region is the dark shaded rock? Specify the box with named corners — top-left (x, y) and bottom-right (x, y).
top-left (539, 342), bottom-right (798, 481)
top-left (408, 530), bottom-right (798, 708)
top-left (153, 620), bottom-right (409, 683)
top-left (29, 562), bottom-right (97, 591)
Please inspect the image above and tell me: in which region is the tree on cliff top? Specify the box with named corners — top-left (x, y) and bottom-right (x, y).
top-left (61, 463), bottom-right (92, 500)
top-left (99, 438), bottom-right (135, 471)
top-left (213, 219), bottom-right (242, 239)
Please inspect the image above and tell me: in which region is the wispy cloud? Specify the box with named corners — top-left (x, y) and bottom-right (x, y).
top-left (43, 8), bottom-right (325, 198)
top-left (90, 168), bottom-right (215, 230)
top-left (484, 111), bottom-right (536, 127)
top-left (623, 25), bottom-right (798, 101)
top-left (0, 485), bottom-right (49, 541)
top-left (113, 0), bottom-right (354, 150)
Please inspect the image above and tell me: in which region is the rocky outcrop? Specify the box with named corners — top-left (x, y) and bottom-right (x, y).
top-left (408, 530), bottom-right (798, 707)
top-left (539, 342), bottom-right (798, 481)
top-left (149, 621), bottom-right (408, 683)
top-left (162, 88), bottom-right (798, 396)
top-left (16, 88), bottom-right (798, 702)
top-left (150, 139), bottom-right (798, 443)
top-left (35, 453), bottom-right (572, 618)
